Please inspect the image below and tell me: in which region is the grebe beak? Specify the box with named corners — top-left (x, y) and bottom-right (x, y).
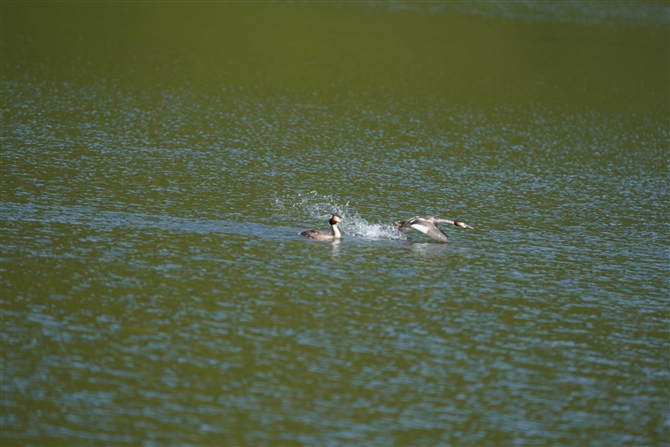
top-left (455, 221), bottom-right (474, 229)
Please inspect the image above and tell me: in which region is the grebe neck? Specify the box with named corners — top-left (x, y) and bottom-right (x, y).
top-left (331, 223), bottom-right (342, 239)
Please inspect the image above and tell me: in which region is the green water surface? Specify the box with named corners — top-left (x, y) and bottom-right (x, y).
top-left (2, 2), bottom-right (668, 446)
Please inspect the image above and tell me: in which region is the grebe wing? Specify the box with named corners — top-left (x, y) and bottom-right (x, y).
top-left (409, 222), bottom-right (449, 242)
top-left (396, 217), bottom-right (421, 230)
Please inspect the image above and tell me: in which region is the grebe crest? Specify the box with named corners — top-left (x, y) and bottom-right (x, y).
top-left (299, 214), bottom-right (344, 241)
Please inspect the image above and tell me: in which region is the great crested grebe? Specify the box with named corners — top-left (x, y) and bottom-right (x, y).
top-left (299, 214), bottom-right (344, 240)
top-left (395, 215), bottom-right (473, 242)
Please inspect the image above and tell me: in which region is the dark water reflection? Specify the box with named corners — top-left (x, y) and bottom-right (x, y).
top-left (2, 2), bottom-right (668, 446)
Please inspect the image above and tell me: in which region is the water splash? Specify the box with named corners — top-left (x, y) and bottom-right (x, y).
top-left (341, 213), bottom-right (402, 240)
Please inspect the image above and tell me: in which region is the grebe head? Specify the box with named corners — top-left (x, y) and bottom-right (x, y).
top-left (329, 214), bottom-right (344, 225)
top-left (454, 220), bottom-right (474, 229)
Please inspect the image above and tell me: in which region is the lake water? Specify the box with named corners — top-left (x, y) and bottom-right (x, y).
top-left (2, 2), bottom-right (668, 446)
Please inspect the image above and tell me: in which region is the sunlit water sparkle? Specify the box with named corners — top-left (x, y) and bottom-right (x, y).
top-left (2, 2), bottom-right (668, 446)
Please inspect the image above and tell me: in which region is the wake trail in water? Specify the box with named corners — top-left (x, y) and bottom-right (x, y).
top-left (1, 202), bottom-right (294, 240)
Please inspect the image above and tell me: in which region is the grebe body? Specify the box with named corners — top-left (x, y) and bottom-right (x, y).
top-left (299, 214), bottom-right (344, 241)
top-left (395, 215), bottom-right (473, 242)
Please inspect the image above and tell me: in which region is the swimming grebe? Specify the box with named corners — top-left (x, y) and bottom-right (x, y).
top-left (395, 215), bottom-right (473, 242)
top-left (299, 214), bottom-right (344, 240)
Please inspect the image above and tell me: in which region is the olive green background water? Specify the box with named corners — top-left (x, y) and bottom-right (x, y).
top-left (2, 2), bottom-right (668, 446)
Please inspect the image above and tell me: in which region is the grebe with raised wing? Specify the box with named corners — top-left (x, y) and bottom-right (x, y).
top-left (395, 215), bottom-right (473, 242)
